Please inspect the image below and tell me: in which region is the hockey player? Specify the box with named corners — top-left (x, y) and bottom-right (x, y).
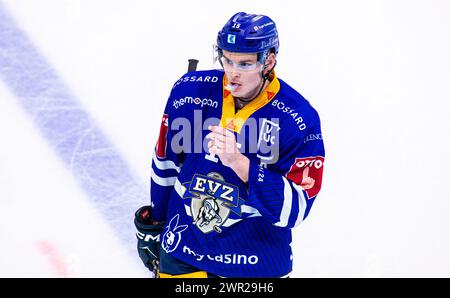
top-left (134, 12), bottom-right (325, 278)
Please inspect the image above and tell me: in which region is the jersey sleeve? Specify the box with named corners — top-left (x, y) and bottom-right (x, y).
top-left (246, 111), bottom-right (325, 229)
top-left (150, 94), bottom-right (185, 222)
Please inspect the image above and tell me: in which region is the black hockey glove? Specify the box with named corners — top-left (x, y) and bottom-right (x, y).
top-left (134, 205), bottom-right (165, 277)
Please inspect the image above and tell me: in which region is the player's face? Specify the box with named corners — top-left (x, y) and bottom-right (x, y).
top-left (221, 50), bottom-right (264, 99)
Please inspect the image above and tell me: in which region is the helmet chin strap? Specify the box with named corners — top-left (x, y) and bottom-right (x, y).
top-left (236, 60), bottom-right (277, 103)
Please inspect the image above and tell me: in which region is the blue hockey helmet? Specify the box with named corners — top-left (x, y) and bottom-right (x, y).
top-left (217, 12), bottom-right (279, 60)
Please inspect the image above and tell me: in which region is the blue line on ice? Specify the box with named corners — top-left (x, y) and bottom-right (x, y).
top-left (0, 3), bottom-right (147, 254)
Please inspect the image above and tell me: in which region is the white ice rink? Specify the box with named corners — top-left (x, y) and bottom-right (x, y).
top-left (1, 0), bottom-right (450, 277)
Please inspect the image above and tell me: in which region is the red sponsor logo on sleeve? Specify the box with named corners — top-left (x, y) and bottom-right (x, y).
top-left (286, 156), bottom-right (324, 199)
top-left (156, 114), bottom-right (169, 159)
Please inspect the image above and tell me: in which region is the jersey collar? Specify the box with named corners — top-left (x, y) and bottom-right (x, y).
top-left (221, 72), bottom-right (280, 133)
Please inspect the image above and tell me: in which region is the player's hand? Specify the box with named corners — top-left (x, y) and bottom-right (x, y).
top-left (207, 125), bottom-right (243, 167)
top-left (207, 125), bottom-right (250, 182)
top-left (134, 206), bottom-right (164, 277)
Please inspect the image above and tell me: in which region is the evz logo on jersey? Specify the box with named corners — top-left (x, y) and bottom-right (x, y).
top-left (183, 172), bottom-right (244, 234)
top-left (156, 114), bottom-right (169, 159)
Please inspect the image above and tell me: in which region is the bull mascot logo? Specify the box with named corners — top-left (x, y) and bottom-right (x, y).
top-left (193, 191), bottom-right (223, 233)
top-left (187, 172), bottom-right (243, 234)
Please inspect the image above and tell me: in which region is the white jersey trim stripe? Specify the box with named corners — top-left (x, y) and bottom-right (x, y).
top-left (174, 178), bottom-right (186, 198)
top-left (151, 167), bottom-right (176, 187)
top-left (292, 182), bottom-right (307, 227)
top-left (152, 154), bottom-right (181, 173)
top-left (184, 204), bottom-right (192, 217)
top-left (241, 205), bottom-right (261, 216)
top-left (274, 177), bottom-right (293, 227)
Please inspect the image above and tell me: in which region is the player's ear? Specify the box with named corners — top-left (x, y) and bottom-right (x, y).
top-left (263, 53), bottom-right (276, 72)
top-left (267, 52), bottom-right (276, 68)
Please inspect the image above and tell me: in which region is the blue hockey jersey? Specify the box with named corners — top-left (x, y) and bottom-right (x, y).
top-left (150, 69), bottom-right (325, 277)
